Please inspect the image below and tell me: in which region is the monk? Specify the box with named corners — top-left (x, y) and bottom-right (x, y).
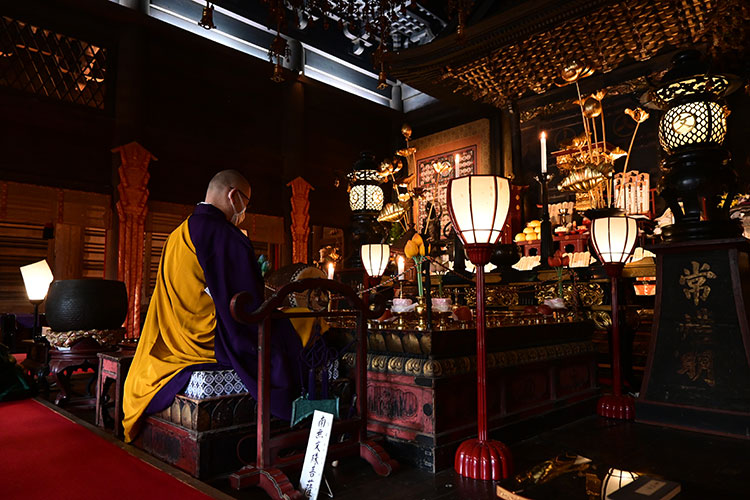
top-left (123, 170), bottom-right (302, 442)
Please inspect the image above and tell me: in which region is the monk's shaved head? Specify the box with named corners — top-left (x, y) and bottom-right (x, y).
top-left (204, 170), bottom-right (251, 223)
top-left (206, 169), bottom-right (250, 198)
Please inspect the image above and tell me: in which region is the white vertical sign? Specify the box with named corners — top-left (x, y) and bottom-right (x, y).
top-left (299, 410), bottom-right (334, 500)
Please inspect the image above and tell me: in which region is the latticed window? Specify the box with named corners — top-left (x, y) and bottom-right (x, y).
top-left (0, 16), bottom-right (107, 110)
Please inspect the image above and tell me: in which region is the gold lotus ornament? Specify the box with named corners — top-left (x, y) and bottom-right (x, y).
top-left (558, 161), bottom-right (613, 193)
top-left (401, 123), bottom-right (413, 141)
top-left (397, 146), bottom-right (417, 157)
top-left (556, 61), bottom-right (595, 86)
top-left (377, 203), bottom-right (406, 223)
top-left (582, 96), bottom-right (603, 118)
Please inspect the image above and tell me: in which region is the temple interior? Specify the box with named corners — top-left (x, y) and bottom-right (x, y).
top-left (2, 1), bottom-right (750, 499)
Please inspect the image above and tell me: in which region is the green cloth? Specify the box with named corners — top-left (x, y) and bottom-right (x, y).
top-left (0, 345), bottom-right (34, 402)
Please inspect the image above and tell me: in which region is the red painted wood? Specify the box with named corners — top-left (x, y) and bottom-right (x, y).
top-left (229, 278), bottom-right (396, 495)
top-left (597, 267), bottom-right (635, 420)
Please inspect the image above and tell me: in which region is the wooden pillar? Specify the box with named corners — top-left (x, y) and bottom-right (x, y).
top-left (112, 142), bottom-right (155, 339)
top-left (287, 177), bottom-right (314, 264)
top-left (281, 81), bottom-right (305, 267)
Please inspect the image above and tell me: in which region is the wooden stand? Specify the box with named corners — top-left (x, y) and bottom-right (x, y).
top-left (637, 238), bottom-right (750, 438)
top-left (48, 337), bottom-right (117, 406)
top-left (228, 278), bottom-right (398, 499)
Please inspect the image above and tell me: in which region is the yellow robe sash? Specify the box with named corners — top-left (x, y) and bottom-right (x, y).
top-left (122, 218), bottom-right (217, 442)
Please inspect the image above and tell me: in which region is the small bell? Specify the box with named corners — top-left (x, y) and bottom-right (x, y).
top-left (271, 62), bottom-right (284, 83)
top-left (198, 2), bottom-right (216, 30)
top-left (376, 69), bottom-right (388, 90)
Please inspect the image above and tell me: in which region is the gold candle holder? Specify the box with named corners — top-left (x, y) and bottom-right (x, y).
top-left (414, 296), bottom-right (428, 330)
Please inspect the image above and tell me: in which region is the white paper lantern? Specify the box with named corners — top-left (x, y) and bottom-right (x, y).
top-left (360, 244), bottom-right (390, 277)
top-left (590, 216), bottom-right (638, 264)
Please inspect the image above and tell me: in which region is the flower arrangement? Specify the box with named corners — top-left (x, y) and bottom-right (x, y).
top-left (547, 249), bottom-right (570, 300)
top-left (404, 233), bottom-right (426, 297)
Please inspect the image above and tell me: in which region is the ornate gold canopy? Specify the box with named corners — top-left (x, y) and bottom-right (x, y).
top-left (389, 0), bottom-right (747, 108)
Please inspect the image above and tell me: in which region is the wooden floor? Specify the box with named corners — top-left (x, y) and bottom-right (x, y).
top-left (204, 416), bottom-right (750, 500)
top-left (43, 375), bottom-right (750, 500)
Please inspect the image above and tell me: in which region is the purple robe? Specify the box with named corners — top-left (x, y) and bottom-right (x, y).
top-left (145, 203), bottom-right (302, 420)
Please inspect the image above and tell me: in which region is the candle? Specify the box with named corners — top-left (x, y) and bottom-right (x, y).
top-left (327, 262), bottom-right (335, 280)
top-left (454, 153), bottom-right (461, 178)
top-left (540, 131), bottom-right (547, 174)
top-left (397, 256), bottom-right (405, 280)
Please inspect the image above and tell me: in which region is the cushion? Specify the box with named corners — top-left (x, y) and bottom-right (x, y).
top-left (183, 369), bottom-right (248, 399)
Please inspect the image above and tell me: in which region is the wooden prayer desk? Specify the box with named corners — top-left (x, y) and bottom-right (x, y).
top-left (95, 350), bottom-right (134, 438)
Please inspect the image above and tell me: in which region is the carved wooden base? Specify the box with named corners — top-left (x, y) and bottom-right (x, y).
top-left (360, 440), bottom-right (398, 476)
top-left (48, 338), bottom-right (116, 407)
top-left (229, 466), bottom-right (304, 500)
top-left (597, 394), bottom-right (635, 420)
top-left (454, 438), bottom-right (513, 481)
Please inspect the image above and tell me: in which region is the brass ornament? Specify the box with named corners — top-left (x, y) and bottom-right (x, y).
top-left (588, 311), bottom-right (612, 330)
top-left (582, 96), bottom-right (603, 118)
top-left (405, 358), bottom-right (424, 375)
top-left (578, 283), bottom-right (605, 306)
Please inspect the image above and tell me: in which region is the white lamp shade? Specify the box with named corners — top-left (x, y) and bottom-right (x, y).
top-left (590, 216), bottom-right (638, 264)
top-left (447, 175), bottom-right (510, 246)
top-left (601, 468), bottom-right (639, 499)
top-left (20, 260), bottom-right (54, 302)
top-left (361, 244), bottom-right (390, 277)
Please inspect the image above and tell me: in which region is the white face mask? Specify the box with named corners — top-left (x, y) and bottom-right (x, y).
top-left (228, 190), bottom-right (247, 227)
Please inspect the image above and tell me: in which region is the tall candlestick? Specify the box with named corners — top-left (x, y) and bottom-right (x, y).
top-left (540, 131), bottom-right (547, 174)
top-left (397, 256), bottom-right (405, 280)
top-left (327, 262), bottom-right (335, 280)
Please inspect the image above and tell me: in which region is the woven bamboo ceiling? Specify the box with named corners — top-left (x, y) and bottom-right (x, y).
top-left (389, 0), bottom-right (748, 108)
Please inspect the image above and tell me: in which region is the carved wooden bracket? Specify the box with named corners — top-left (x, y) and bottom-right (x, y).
top-left (112, 141), bottom-right (156, 339)
top-left (287, 177), bottom-right (314, 264)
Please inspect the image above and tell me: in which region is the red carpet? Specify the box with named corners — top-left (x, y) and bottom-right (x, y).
top-left (0, 399), bottom-right (212, 499)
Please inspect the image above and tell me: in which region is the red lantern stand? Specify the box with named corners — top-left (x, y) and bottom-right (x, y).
top-left (228, 278), bottom-right (397, 499)
top-left (597, 262), bottom-right (635, 419)
top-left (589, 216), bottom-right (638, 420)
top-left (447, 175), bottom-right (513, 481)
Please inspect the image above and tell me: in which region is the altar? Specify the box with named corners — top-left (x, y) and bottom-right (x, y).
top-left (334, 320), bottom-right (597, 472)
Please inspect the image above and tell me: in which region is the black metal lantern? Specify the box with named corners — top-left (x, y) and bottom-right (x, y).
top-left (345, 152), bottom-right (385, 268)
top-left (647, 50), bottom-right (741, 241)
top-left (348, 170), bottom-right (384, 212)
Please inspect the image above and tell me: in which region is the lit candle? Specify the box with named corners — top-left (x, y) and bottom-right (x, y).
top-left (327, 262), bottom-right (335, 280)
top-left (454, 153), bottom-right (461, 178)
top-left (540, 131), bottom-right (547, 174)
top-left (397, 256), bottom-right (405, 280)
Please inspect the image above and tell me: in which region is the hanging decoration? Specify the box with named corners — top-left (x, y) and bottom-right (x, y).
top-left (198, 1), bottom-right (216, 30)
top-left (256, 1), bottom-right (469, 84)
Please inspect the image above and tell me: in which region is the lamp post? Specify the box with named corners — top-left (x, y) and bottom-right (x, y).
top-left (589, 216), bottom-right (638, 419)
top-left (447, 175), bottom-right (513, 481)
top-left (19, 260), bottom-right (54, 343)
top-left (346, 152), bottom-right (385, 269)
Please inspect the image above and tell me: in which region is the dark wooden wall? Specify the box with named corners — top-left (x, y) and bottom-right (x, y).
top-left (0, 0), bottom-right (399, 230)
